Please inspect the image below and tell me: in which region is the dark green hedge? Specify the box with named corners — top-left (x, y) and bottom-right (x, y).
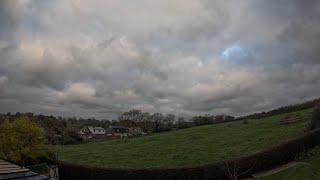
top-left (58, 129), bottom-right (320, 180)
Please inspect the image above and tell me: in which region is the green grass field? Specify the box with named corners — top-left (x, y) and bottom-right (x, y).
top-left (58, 108), bottom-right (313, 168)
top-left (263, 147), bottom-right (320, 180)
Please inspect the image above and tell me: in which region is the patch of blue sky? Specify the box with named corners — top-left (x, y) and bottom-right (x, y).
top-left (221, 42), bottom-right (295, 70)
top-left (221, 43), bottom-right (255, 60)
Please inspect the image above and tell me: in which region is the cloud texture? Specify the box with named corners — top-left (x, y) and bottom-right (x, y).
top-left (1, 0), bottom-right (320, 119)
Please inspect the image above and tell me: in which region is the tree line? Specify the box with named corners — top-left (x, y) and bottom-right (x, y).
top-left (0, 110), bottom-right (235, 145)
top-left (118, 110), bottom-right (182, 132)
top-left (236, 98), bottom-right (320, 120)
top-left (192, 114), bottom-right (235, 126)
top-left (117, 110), bottom-right (235, 131)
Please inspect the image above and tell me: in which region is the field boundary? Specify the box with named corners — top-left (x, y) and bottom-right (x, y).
top-left (58, 129), bottom-right (320, 180)
top-left (252, 161), bottom-right (300, 178)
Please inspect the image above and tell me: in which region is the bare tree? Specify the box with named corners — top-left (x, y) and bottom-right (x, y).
top-left (177, 117), bottom-right (185, 128)
top-left (222, 159), bottom-right (257, 180)
top-left (135, 111), bottom-right (147, 124)
top-left (164, 114), bottom-right (175, 129)
top-left (119, 109), bottom-right (144, 126)
top-left (140, 112), bottom-right (151, 131)
top-left (150, 113), bottom-right (164, 132)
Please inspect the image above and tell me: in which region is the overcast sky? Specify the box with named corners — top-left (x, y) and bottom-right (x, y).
top-left (1, 0), bottom-right (320, 119)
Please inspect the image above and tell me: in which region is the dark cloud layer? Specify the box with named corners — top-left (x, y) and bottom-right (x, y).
top-left (0, 0), bottom-right (320, 119)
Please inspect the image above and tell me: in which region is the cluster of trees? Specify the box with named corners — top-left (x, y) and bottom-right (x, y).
top-left (0, 113), bottom-right (111, 145)
top-left (118, 110), bottom-right (236, 131)
top-left (237, 98), bottom-right (320, 120)
top-left (0, 111), bottom-right (195, 144)
top-left (192, 115), bottom-right (235, 126)
top-left (118, 110), bottom-right (183, 132)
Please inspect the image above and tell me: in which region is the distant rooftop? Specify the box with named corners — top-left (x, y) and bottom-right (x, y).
top-left (87, 126), bottom-right (105, 135)
top-left (88, 126), bottom-right (105, 130)
top-left (110, 126), bottom-right (129, 129)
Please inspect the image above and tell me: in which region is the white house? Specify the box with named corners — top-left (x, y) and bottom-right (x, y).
top-left (79, 126), bottom-right (106, 139)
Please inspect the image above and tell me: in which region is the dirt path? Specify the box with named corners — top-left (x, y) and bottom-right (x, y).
top-left (249, 161), bottom-right (301, 179)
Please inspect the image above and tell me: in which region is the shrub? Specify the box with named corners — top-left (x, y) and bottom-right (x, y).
top-left (296, 146), bottom-right (320, 161)
top-left (284, 114), bottom-right (291, 120)
top-left (0, 116), bottom-right (49, 166)
top-left (243, 120), bottom-right (249, 124)
top-left (310, 105), bottom-right (320, 130)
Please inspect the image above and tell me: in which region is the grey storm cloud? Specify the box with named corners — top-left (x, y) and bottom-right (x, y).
top-left (0, 0), bottom-right (320, 119)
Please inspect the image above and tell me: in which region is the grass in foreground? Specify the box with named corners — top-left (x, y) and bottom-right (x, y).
top-left (58, 109), bottom-right (312, 168)
top-left (263, 147), bottom-right (320, 180)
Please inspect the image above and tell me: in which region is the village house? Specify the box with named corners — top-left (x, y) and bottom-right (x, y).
top-left (79, 125), bottom-right (146, 139)
top-left (79, 126), bottom-right (106, 139)
top-left (107, 126), bottom-right (130, 138)
top-left (129, 127), bottom-right (147, 136)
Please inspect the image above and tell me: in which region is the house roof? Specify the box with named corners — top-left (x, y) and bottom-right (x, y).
top-left (0, 160), bottom-right (49, 180)
top-left (87, 126), bottom-right (106, 135)
top-left (106, 128), bottom-right (115, 134)
top-left (92, 127), bottom-right (105, 130)
top-left (110, 126), bottom-right (129, 129)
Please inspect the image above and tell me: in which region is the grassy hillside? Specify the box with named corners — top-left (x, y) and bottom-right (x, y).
top-left (58, 108), bottom-right (313, 168)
